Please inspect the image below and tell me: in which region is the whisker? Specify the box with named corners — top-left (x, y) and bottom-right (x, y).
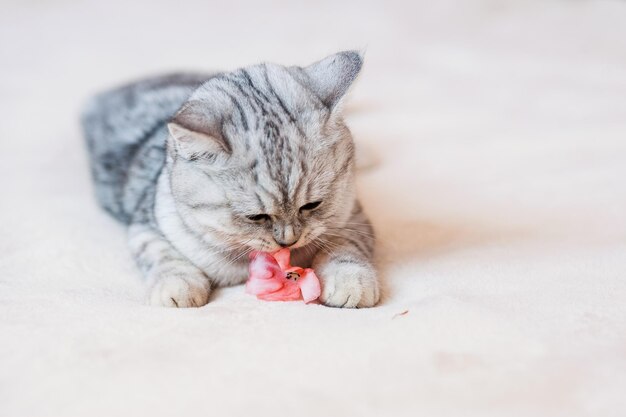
top-left (326, 226), bottom-right (375, 235)
top-left (324, 229), bottom-right (375, 239)
top-left (310, 238), bottom-right (333, 258)
top-left (314, 237), bottom-right (341, 259)
top-left (220, 240), bottom-right (254, 268)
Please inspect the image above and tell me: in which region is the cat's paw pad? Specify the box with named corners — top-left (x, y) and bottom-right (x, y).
top-left (149, 275), bottom-right (210, 308)
top-left (318, 261), bottom-right (380, 308)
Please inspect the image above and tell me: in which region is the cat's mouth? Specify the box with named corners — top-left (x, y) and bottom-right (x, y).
top-left (243, 234), bottom-right (309, 252)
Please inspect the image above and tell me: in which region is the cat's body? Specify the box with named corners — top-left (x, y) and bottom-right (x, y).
top-left (82, 52), bottom-right (379, 308)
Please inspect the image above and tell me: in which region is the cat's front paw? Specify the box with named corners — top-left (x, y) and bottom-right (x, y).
top-left (149, 274), bottom-right (210, 308)
top-left (317, 260), bottom-right (380, 308)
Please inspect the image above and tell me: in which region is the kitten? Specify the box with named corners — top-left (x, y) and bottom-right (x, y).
top-left (81, 51), bottom-right (379, 308)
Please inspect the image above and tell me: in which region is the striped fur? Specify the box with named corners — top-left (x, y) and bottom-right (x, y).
top-left (82, 51), bottom-right (379, 308)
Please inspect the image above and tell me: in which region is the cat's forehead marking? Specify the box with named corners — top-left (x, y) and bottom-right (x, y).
top-left (200, 62), bottom-right (343, 214)
top-left (213, 66), bottom-right (315, 211)
top-left (250, 151), bottom-right (309, 214)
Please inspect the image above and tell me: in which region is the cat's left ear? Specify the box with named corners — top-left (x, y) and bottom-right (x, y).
top-left (302, 50), bottom-right (363, 111)
top-left (167, 101), bottom-right (231, 161)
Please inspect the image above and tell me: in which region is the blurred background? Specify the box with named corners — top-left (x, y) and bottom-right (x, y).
top-left (1, 0), bottom-right (626, 416)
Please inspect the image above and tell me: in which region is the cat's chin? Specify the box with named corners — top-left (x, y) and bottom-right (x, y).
top-left (242, 241), bottom-right (281, 253)
top-left (289, 239), bottom-right (311, 250)
top-left (245, 243), bottom-right (304, 253)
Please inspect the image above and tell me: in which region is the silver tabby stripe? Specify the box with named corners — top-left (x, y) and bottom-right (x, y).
top-left (82, 51), bottom-right (380, 308)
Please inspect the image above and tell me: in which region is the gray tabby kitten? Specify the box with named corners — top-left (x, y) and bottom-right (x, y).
top-left (81, 51), bottom-right (379, 308)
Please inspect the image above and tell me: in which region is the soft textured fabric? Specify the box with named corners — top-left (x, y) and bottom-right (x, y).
top-left (1, 0), bottom-right (625, 416)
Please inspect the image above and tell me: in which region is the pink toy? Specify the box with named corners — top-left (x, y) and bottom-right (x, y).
top-left (246, 248), bottom-right (321, 303)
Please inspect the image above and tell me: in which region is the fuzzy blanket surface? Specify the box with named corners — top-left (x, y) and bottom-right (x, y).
top-left (1, 1), bottom-right (625, 416)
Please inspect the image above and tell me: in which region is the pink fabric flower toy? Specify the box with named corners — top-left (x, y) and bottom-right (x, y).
top-left (246, 248), bottom-right (321, 303)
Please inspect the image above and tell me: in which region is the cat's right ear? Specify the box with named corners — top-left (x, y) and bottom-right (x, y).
top-left (303, 50), bottom-right (363, 111)
top-left (167, 101), bottom-right (231, 161)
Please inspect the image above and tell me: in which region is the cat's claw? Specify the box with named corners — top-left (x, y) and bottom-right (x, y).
top-left (149, 275), bottom-right (210, 308)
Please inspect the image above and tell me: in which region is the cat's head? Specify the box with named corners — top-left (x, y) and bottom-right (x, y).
top-left (165, 51), bottom-right (363, 252)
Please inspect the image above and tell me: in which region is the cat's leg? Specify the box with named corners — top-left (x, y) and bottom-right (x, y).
top-left (312, 208), bottom-right (380, 308)
top-left (128, 223), bottom-right (211, 307)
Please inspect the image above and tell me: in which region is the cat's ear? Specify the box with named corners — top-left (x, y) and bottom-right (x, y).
top-left (303, 50), bottom-right (363, 110)
top-left (168, 101), bottom-right (230, 160)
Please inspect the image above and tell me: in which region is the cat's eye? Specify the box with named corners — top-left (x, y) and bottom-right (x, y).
top-left (247, 214), bottom-right (270, 222)
top-left (299, 201), bottom-right (322, 212)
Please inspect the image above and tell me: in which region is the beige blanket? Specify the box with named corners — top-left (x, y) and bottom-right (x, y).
top-left (1, 0), bottom-right (625, 415)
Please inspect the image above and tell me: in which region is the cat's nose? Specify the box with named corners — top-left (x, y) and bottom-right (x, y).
top-left (275, 237), bottom-right (298, 248)
top-left (273, 224), bottom-right (300, 247)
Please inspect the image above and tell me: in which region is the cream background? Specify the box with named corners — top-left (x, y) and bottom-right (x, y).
top-left (1, 0), bottom-right (625, 416)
